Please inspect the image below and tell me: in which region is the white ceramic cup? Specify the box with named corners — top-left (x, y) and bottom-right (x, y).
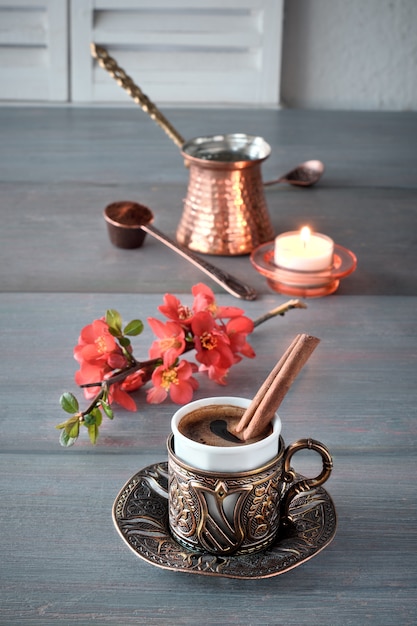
top-left (171, 396), bottom-right (281, 472)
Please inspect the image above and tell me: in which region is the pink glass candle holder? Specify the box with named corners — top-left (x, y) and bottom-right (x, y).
top-left (251, 240), bottom-right (357, 298)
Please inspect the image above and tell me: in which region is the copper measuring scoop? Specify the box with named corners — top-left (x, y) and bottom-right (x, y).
top-left (104, 202), bottom-right (257, 301)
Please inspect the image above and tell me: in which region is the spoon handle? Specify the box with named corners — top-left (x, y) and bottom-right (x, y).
top-left (263, 177), bottom-right (284, 187)
top-left (142, 224), bottom-right (257, 301)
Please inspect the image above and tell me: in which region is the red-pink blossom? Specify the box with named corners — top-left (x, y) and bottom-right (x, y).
top-left (75, 361), bottom-right (107, 398)
top-left (120, 370), bottom-right (145, 392)
top-left (225, 316), bottom-right (255, 359)
top-left (147, 317), bottom-right (186, 367)
top-left (147, 360), bottom-right (199, 404)
top-left (107, 351), bottom-right (129, 370)
top-left (191, 283), bottom-right (245, 320)
top-left (109, 384), bottom-right (138, 411)
top-left (158, 293), bottom-right (194, 326)
top-left (191, 311), bottom-right (236, 380)
top-left (74, 319), bottom-right (118, 365)
top-left (197, 362), bottom-right (230, 385)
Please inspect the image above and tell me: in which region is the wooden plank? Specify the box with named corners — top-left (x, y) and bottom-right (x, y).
top-left (0, 293), bottom-right (416, 624)
top-left (0, 451), bottom-right (415, 624)
top-left (0, 107), bottom-right (416, 294)
top-left (0, 293), bottom-right (416, 454)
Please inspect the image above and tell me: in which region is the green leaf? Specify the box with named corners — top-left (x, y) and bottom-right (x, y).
top-left (68, 420), bottom-right (80, 438)
top-left (91, 407), bottom-right (102, 426)
top-left (60, 392), bottom-right (79, 414)
top-left (106, 309), bottom-right (123, 336)
top-left (59, 429), bottom-right (77, 447)
top-left (64, 415), bottom-right (79, 435)
top-left (88, 423), bottom-right (99, 444)
top-left (101, 401), bottom-right (114, 420)
top-left (124, 319), bottom-right (144, 336)
top-left (83, 412), bottom-right (95, 426)
top-left (118, 336), bottom-right (131, 348)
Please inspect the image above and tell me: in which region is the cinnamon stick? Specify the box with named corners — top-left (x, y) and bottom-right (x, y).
top-left (234, 334), bottom-right (301, 434)
top-left (236, 333), bottom-right (320, 441)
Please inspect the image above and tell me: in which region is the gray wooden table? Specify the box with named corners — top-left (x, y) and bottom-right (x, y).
top-left (1, 107), bottom-right (416, 625)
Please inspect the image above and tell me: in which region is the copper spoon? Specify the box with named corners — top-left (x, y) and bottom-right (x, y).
top-left (263, 160), bottom-right (324, 187)
top-left (143, 223), bottom-right (257, 300)
top-left (104, 202), bottom-right (257, 301)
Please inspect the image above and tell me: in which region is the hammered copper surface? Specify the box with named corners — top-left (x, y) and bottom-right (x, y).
top-left (112, 462), bottom-right (337, 579)
top-left (177, 134), bottom-right (275, 256)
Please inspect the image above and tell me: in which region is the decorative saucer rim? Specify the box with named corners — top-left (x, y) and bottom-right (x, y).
top-left (112, 461), bottom-right (337, 579)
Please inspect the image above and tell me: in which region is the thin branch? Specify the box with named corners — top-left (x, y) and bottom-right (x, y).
top-left (82, 384), bottom-right (108, 416)
top-left (79, 358), bottom-right (160, 389)
top-left (253, 299), bottom-right (306, 328)
top-left (78, 301), bottom-right (306, 394)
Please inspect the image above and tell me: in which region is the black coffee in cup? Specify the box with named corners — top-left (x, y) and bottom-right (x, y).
top-left (178, 404), bottom-right (271, 447)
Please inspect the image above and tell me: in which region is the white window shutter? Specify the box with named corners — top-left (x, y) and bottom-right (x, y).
top-left (0, 0), bottom-right (68, 101)
top-left (71, 0), bottom-right (283, 106)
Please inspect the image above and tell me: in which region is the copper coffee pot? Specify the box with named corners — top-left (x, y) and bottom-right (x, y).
top-left (177, 133), bottom-right (274, 255)
top-left (91, 45), bottom-right (277, 256)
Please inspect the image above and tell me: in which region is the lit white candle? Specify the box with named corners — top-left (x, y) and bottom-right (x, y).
top-left (274, 227), bottom-right (334, 271)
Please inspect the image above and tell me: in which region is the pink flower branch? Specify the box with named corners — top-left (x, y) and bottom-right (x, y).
top-left (57, 285), bottom-right (306, 447)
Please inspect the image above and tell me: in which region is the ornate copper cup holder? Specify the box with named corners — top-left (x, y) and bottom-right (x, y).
top-left (112, 461), bottom-right (337, 579)
top-left (251, 241), bottom-right (357, 297)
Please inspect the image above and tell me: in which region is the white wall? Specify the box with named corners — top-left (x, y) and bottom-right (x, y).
top-left (280, 0), bottom-right (417, 111)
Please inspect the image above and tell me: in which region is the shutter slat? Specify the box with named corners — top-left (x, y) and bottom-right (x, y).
top-left (0, 0), bottom-right (68, 101)
top-left (72, 0), bottom-right (283, 106)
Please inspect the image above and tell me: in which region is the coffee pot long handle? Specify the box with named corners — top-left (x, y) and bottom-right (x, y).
top-left (91, 43), bottom-right (185, 149)
top-left (142, 223), bottom-right (257, 301)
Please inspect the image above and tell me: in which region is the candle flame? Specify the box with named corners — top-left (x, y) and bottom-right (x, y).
top-left (300, 226), bottom-right (311, 248)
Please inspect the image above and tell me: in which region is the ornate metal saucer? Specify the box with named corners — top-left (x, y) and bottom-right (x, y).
top-left (251, 241), bottom-right (357, 297)
top-left (112, 462), bottom-right (337, 579)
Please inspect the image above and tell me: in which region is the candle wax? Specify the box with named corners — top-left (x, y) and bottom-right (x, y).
top-left (274, 231), bottom-right (334, 271)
